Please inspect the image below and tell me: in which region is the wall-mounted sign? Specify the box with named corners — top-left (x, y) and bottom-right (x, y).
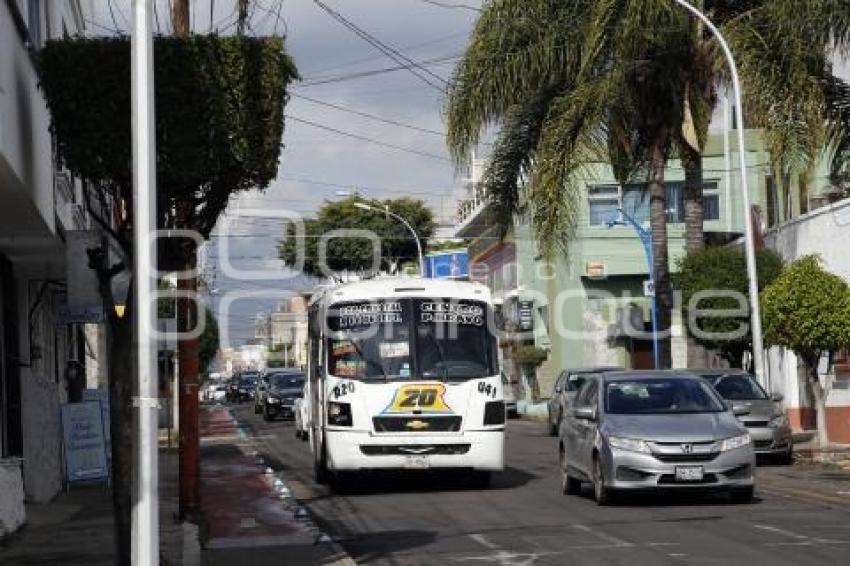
top-left (517, 300), bottom-right (534, 331)
top-left (643, 279), bottom-right (655, 297)
top-left (585, 261), bottom-right (606, 278)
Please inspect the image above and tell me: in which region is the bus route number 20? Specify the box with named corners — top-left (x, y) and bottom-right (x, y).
top-left (384, 384), bottom-right (452, 414)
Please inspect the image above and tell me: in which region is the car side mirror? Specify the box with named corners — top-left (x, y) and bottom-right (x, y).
top-left (731, 403), bottom-right (750, 417)
top-left (573, 406), bottom-right (597, 421)
top-left (771, 392), bottom-right (784, 402)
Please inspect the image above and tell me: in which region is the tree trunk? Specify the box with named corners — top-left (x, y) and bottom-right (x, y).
top-left (648, 134), bottom-right (673, 369)
top-left (108, 307), bottom-right (133, 565)
top-left (682, 145), bottom-right (709, 369)
top-left (171, 0), bottom-right (190, 36)
top-left (807, 363), bottom-right (830, 447)
top-left (178, 249), bottom-right (200, 519)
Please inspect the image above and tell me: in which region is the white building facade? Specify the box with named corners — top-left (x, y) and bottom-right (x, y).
top-left (1, 0), bottom-right (104, 537)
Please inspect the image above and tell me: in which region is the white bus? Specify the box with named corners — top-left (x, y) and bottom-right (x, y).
top-left (306, 278), bottom-right (505, 488)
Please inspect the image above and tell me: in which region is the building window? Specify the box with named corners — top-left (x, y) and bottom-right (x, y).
top-left (588, 186), bottom-right (620, 226)
top-left (589, 181), bottom-right (720, 226)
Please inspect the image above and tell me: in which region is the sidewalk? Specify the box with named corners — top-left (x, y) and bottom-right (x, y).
top-left (0, 443), bottom-right (197, 565)
top-left (199, 405), bottom-right (352, 565)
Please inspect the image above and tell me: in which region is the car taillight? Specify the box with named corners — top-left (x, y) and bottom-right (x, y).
top-left (484, 401), bottom-right (505, 426)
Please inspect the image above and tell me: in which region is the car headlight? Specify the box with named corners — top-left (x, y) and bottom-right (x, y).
top-left (608, 436), bottom-right (651, 454)
top-left (328, 402), bottom-right (353, 427)
top-left (720, 433), bottom-right (751, 452)
top-left (769, 414), bottom-right (788, 428)
top-left (267, 397), bottom-right (280, 404)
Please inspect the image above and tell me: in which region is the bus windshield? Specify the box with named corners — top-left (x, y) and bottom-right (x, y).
top-left (326, 298), bottom-right (496, 381)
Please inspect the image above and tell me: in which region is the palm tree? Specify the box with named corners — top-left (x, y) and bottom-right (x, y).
top-left (446, 0), bottom-right (850, 369)
top-left (447, 1), bottom-right (699, 368)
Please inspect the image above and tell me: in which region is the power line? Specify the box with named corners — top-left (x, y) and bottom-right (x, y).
top-left (418, 0), bottom-right (482, 12)
top-left (305, 31), bottom-right (469, 76)
top-left (285, 114), bottom-right (451, 161)
top-left (298, 54), bottom-right (458, 87)
top-left (312, 0), bottom-right (448, 91)
top-left (235, 175), bottom-right (457, 197)
top-left (291, 94), bottom-right (446, 136)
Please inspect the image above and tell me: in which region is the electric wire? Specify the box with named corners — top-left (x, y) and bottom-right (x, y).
top-left (285, 114), bottom-right (451, 161)
top-left (291, 94), bottom-right (446, 136)
top-left (312, 0), bottom-right (448, 91)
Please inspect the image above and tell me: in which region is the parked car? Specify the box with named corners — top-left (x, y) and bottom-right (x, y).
top-left (548, 367), bottom-right (622, 435)
top-left (259, 372), bottom-right (305, 421)
top-left (502, 372), bottom-right (518, 418)
top-left (689, 369), bottom-right (793, 464)
top-left (255, 368), bottom-right (302, 414)
top-left (558, 370), bottom-right (755, 505)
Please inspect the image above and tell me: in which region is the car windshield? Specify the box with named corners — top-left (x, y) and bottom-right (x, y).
top-left (605, 378), bottom-right (726, 414)
top-left (268, 374), bottom-right (304, 390)
top-left (705, 374), bottom-right (768, 401)
top-left (566, 372), bottom-right (596, 392)
top-left (240, 376), bottom-right (257, 387)
top-left (326, 298), bottom-right (496, 381)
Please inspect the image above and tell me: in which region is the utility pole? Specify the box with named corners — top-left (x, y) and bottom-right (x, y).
top-left (171, 0), bottom-right (201, 520)
top-left (131, 1), bottom-right (159, 564)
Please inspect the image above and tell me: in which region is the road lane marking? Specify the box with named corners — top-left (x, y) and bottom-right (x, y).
top-left (573, 524), bottom-right (632, 547)
top-left (753, 524), bottom-right (808, 540)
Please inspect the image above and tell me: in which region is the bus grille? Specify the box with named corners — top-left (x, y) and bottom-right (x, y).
top-left (360, 444), bottom-right (471, 456)
top-left (372, 416), bottom-right (462, 433)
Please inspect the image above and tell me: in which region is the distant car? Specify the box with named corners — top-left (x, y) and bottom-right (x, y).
top-left (236, 373), bottom-right (258, 403)
top-left (260, 372), bottom-right (305, 421)
top-left (502, 372), bottom-right (518, 418)
top-left (210, 385), bottom-right (227, 403)
top-left (689, 369), bottom-right (793, 464)
top-left (548, 367), bottom-right (622, 435)
top-left (559, 370), bottom-right (755, 505)
top-left (255, 369), bottom-right (302, 414)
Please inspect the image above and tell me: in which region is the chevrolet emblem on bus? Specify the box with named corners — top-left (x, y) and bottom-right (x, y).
top-left (404, 419), bottom-right (431, 430)
top-left (382, 383), bottom-right (453, 414)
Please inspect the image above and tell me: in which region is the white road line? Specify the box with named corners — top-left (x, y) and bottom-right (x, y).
top-left (573, 524), bottom-right (632, 547)
top-left (468, 534), bottom-right (499, 550)
top-left (753, 524), bottom-right (808, 540)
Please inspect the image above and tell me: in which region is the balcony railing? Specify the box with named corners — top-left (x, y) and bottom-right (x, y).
top-left (456, 183), bottom-right (489, 225)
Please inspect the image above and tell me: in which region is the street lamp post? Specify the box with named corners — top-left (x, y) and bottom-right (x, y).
top-left (607, 209), bottom-right (660, 370)
top-left (352, 201), bottom-right (425, 277)
top-left (672, 0), bottom-right (767, 386)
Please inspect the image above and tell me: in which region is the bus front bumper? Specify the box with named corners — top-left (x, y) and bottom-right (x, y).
top-left (325, 429), bottom-right (505, 472)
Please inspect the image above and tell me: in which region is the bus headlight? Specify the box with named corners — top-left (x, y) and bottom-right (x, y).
top-left (483, 401), bottom-right (505, 425)
top-left (327, 402), bottom-right (352, 427)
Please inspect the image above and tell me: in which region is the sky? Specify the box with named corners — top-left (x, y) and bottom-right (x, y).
top-left (86, 0), bottom-right (485, 346)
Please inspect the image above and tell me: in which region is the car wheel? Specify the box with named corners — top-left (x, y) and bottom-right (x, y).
top-left (729, 486), bottom-right (754, 504)
top-left (262, 405), bottom-right (273, 422)
top-left (778, 443), bottom-right (794, 465)
top-left (548, 412), bottom-right (558, 436)
top-left (592, 456), bottom-right (612, 505)
top-left (314, 443), bottom-right (329, 485)
top-left (254, 403), bottom-right (262, 415)
top-left (560, 447), bottom-right (581, 495)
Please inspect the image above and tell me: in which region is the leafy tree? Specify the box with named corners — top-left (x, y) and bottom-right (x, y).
top-left (198, 307), bottom-right (220, 373)
top-left (38, 36), bottom-right (297, 561)
top-left (279, 197), bottom-right (435, 280)
top-left (445, 0), bottom-right (850, 368)
top-left (762, 256), bottom-right (850, 447)
top-left (675, 246), bottom-right (783, 367)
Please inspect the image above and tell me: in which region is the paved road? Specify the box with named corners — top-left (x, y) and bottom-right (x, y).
top-left (231, 404), bottom-right (850, 565)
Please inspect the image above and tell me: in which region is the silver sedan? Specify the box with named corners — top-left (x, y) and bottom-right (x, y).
top-left (559, 371), bottom-right (755, 505)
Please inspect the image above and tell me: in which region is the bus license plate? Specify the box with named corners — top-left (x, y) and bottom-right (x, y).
top-left (675, 466), bottom-right (704, 481)
top-left (404, 456), bottom-right (429, 469)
